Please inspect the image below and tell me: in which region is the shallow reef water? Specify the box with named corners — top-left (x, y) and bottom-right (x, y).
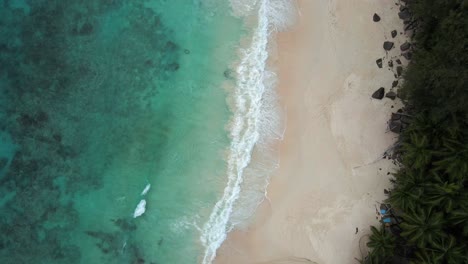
top-left (0, 0), bottom-right (243, 263)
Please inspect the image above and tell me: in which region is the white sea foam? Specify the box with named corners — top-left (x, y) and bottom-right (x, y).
top-left (133, 199), bottom-right (146, 218)
top-left (141, 183), bottom-right (151, 196)
top-left (200, 0), bottom-right (296, 263)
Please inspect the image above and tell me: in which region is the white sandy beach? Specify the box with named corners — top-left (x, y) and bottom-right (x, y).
top-left (215, 0), bottom-right (408, 263)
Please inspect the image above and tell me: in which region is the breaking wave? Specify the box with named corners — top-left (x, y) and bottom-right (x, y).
top-left (200, 0), bottom-right (296, 263)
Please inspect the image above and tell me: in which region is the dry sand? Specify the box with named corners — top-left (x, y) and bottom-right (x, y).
top-left (214, 0), bottom-right (409, 263)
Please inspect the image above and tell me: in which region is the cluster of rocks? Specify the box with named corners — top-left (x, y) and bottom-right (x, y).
top-left (372, 1), bottom-right (415, 134)
top-left (389, 109), bottom-right (412, 134)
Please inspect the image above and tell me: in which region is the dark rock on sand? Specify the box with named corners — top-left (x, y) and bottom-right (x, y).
top-left (392, 80), bottom-right (399, 88)
top-left (386, 91), bottom-right (397, 100)
top-left (395, 59), bottom-right (402, 65)
top-left (388, 60), bottom-right (393, 68)
top-left (373, 13), bottom-right (381, 22)
top-left (400, 42), bottom-right (411, 51)
top-left (391, 113), bottom-right (401, 120)
top-left (402, 52), bottom-right (412, 60)
top-left (401, 115), bottom-right (411, 124)
top-left (376, 58), bottom-right (383, 68)
top-left (389, 120), bottom-right (402, 133)
top-left (383, 41), bottom-right (394, 51)
top-left (391, 30), bottom-right (397, 38)
top-left (398, 9), bottom-right (411, 21)
top-left (396, 66), bottom-right (403, 76)
top-left (372, 87), bottom-right (385, 99)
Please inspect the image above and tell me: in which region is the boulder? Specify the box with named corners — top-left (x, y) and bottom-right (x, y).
top-left (396, 59), bottom-right (402, 65)
top-left (389, 120), bottom-right (402, 133)
top-left (392, 80), bottom-right (399, 88)
top-left (402, 52), bottom-right (412, 60)
top-left (401, 116), bottom-right (411, 124)
top-left (386, 91), bottom-right (397, 100)
top-left (373, 13), bottom-right (381, 22)
top-left (396, 66), bottom-right (403, 76)
top-left (388, 60), bottom-right (393, 67)
top-left (372, 87), bottom-right (385, 99)
top-left (400, 42), bottom-right (411, 51)
top-left (391, 113), bottom-right (401, 120)
top-left (391, 30), bottom-right (397, 38)
top-left (383, 41), bottom-right (394, 51)
top-left (376, 58), bottom-right (383, 68)
top-left (398, 9), bottom-right (411, 21)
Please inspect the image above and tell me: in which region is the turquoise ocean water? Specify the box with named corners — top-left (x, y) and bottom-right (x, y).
top-left (0, 0), bottom-right (295, 262)
top-left (0, 0), bottom-right (246, 263)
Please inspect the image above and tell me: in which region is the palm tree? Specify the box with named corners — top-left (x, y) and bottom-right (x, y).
top-left (366, 225), bottom-right (396, 261)
top-left (388, 169), bottom-right (425, 211)
top-left (428, 235), bottom-right (468, 263)
top-left (388, 186), bottom-right (422, 212)
top-left (432, 137), bottom-right (468, 183)
top-left (423, 179), bottom-right (462, 213)
top-left (449, 207), bottom-right (468, 236)
top-left (402, 133), bottom-right (433, 170)
top-left (411, 248), bottom-right (438, 264)
top-left (400, 207), bottom-right (446, 248)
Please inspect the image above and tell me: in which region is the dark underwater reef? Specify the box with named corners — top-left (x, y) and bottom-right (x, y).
top-left (0, 0), bottom-right (180, 263)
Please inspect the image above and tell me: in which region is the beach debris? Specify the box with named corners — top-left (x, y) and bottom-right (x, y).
top-left (391, 30), bottom-right (397, 38)
top-left (133, 199), bottom-right (146, 218)
top-left (141, 183), bottom-right (151, 196)
top-left (373, 13), bottom-right (381, 22)
top-left (396, 66), bottom-right (403, 76)
top-left (385, 91), bottom-right (397, 100)
top-left (355, 227), bottom-right (358, 234)
top-left (372, 87), bottom-right (385, 99)
top-left (376, 58), bottom-right (383, 68)
top-left (392, 80), bottom-right (399, 88)
top-left (388, 60), bottom-right (393, 68)
top-left (383, 41), bottom-right (394, 51)
top-left (400, 42), bottom-right (411, 51)
top-left (395, 59), bottom-right (402, 65)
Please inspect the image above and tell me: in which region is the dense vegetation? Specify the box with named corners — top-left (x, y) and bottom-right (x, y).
top-left (363, 1), bottom-right (468, 263)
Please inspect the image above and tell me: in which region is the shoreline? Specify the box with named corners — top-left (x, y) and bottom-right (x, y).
top-left (215, 0), bottom-right (408, 263)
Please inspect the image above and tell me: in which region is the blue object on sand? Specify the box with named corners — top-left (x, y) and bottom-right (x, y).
top-left (383, 217), bottom-right (392, 223)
